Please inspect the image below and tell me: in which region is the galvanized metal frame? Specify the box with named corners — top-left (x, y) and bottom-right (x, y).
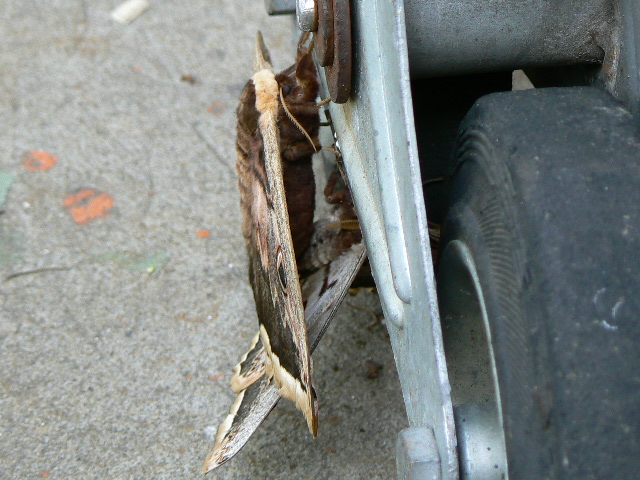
top-left (404, 0), bottom-right (611, 77)
top-left (316, 1), bottom-right (457, 478)
top-left (264, 0), bottom-right (295, 15)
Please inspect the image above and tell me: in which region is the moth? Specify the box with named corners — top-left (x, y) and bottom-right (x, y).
top-left (202, 32), bottom-right (366, 473)
top-left (233, 30), bottom-right (320, 440)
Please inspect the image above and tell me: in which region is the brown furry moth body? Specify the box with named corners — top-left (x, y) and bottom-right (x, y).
top-left (202, 33), bottom-right (365, 473)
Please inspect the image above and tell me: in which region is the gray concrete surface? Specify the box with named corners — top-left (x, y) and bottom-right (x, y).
top-left (0, 1), bottom-right (406, 478)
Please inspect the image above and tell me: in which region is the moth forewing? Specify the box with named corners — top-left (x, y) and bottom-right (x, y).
top-left (205, 33), bottom-right (322, 474)
top-left (250, 63), bottom-right (317, 435)
top-left (253, 31), bottom-right (272, 72)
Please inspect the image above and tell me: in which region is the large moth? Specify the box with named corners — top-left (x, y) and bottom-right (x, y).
top-left (234, 31), bottom-right (320, 438)
top-left (202, 32), bottom-right (366, 473)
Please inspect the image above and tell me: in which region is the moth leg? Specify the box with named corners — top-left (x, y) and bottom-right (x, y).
top-left (324, 219), bottom-right (360, 230)
top-left (316, 97), bottom-right (331, 107)
top-left (323, 170), bottom-right (352, 205)
top-left (282, 141), bottom-right (321, 162)
top-left (298, 30), bottom-right (312, 49)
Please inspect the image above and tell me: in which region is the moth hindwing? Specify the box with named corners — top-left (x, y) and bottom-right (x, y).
top-left (202, 240), bottom-right (367, 473)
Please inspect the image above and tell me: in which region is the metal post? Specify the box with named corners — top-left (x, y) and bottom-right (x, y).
top-left (404, 0), bottom-right (612, 77)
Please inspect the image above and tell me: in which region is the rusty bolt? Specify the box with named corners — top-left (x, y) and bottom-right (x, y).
top-left (316, 0), bottom-right (334, 66)
top-left (324, 0), bottom-right (352, 103)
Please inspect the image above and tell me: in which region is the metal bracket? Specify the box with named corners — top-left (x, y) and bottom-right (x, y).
top-left (616, 0), bottom-right (640, 122)
top-left (454, 403), bottom-right (508, 480)
top-left (316, 1), bottom-right (458, 478)
top-left (397, 427), bottom-right (442, 480)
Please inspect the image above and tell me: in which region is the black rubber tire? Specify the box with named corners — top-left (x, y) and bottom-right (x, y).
top-left (438, 87), bottom-right (640, 479)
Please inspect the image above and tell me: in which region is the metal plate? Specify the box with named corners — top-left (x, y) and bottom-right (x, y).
top-left (316, 0), bottom-right (457, 478)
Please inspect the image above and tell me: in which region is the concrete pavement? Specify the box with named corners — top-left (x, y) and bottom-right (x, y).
top-left (0, 1), bottom-right (406, 478)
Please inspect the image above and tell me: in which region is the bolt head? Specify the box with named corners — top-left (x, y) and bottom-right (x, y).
top-left (297, 0), bottom-right (318, 32)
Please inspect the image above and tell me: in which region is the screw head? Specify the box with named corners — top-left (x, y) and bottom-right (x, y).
top-left (296, 0), bottom-right (318, 32)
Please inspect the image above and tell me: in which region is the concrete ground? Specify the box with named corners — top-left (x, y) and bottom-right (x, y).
top-left (0, 1), bottom-right (406, 479)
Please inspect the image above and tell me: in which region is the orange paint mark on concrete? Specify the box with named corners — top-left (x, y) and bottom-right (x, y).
top-left (21, 151), bottom-right (58, 171)
top-left (63, 188), bottom-right (114, 225)
top-left (196, 229), bottom-right (210, 238)
top-left (209, 373), bottom-right (224, 381)
top-left (62, 189), bottom-right (94, 207)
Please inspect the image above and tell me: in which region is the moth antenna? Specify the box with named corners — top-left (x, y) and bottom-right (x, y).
top-left (316, 97), bottom-right (331, 107)
top-left (279, 87), bottom-right (318, 153)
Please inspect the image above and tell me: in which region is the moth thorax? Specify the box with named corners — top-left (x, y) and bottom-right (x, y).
top-left (252, 69), bottom-right (279, 113)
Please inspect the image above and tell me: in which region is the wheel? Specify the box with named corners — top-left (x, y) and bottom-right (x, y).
top-left (437, 87), bottom-right (640, 479)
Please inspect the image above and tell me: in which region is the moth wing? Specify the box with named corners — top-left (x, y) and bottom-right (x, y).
top-left (227, 237), bottom-right (367, 394)
top-left (230, 332), bottom-right (266, 394)
top-left (201, 241), bottom-right (367, 474)
top-left (201, 376), bottom-right (280, 474)
top-left (254, 31), bottom-right (272, 72)
top-left (302, 241), bottom-right (367, 350)
top-left (248, 65), bottom-right (317, 434)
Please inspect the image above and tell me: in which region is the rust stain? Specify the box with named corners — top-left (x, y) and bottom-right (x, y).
top-left (364, 360), bottom-right (383, 379)
top-left (196, 229), bottom-right (210, 238)
top-left (63, 188), bottom-right (114, 225)
top-left (21, 150), bottom-right (58, 171)
top-left (176, 313), bottom-right (206, 323)
top-left (209, 373), bottom-right (224, 381)
top-left (39, 471), bottom-right (50, 478)
top-left (180, 74), bottom-right (199, 85)
top-left (206, 100), bottom-right (225, 115)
